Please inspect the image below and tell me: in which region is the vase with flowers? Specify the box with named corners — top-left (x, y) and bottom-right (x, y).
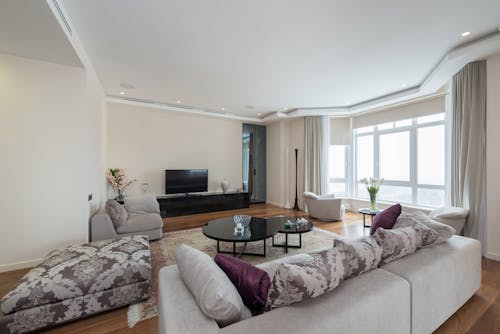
top-left (105, 168), bottom-right (136, 201)
top-left (360, 177), bottom-right (384, 211)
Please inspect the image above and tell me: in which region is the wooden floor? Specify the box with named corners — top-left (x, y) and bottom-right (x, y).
top-left (1, 204), bottom-right (498, 334)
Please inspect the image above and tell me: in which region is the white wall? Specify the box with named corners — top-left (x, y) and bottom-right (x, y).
top-left (0, 54), bottom-right (90, 271)
top-left (106, 103), bottom-right (243, 196)
top-left (486, 53), bottom-right (500, 260)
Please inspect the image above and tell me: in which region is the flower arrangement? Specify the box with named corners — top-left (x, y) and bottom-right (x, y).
top-left (105, 168), bottom-right (136, 201)
top-left (360, 177), bottom-right (384, 210)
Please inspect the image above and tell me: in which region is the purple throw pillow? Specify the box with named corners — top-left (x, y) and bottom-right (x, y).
top-left (370, 204), bottom-right (402, 235)
top-left (214, 254), bottom-right (270, 309)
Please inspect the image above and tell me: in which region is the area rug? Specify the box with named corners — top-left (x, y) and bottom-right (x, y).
top-left (127, 226), bottom-right (341, 327)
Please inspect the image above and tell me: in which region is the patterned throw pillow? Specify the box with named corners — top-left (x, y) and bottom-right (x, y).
top-left (373, 226), bottom-right (422, 264)
top-left (266, 247), bottom-right (346, 309)
top-left (105, 199), bottom-right (128, 228)
top-left (395, 211), bottom-right (453, 245)
top-left (333, 236), bottom-right (382, 278)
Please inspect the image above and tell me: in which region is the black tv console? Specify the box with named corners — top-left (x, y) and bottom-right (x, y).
top-left (156, 191), bottom-right (249, 218)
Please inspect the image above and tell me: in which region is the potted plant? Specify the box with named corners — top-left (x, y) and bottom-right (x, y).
top-left (106, 168), bottom-right (136, 201)
top-left (360, 177), bottom-right (384, 211)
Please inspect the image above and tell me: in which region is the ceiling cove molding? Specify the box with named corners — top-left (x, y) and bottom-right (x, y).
top-left (106, 96), bottom-right (265, 124)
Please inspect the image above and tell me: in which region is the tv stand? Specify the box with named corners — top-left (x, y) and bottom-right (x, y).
top-left (156, 191), bottom-right (249, 218)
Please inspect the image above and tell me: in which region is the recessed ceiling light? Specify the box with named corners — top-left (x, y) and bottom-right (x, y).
top-left (119, 91), bottom-right (125, 95)
top-left (401, 83), bottom-right (407, 88)
top-left (461, 31), bottom-right (471, 37)
top-left (221, 107), bottom-right (225, 111)
top-left (176, 100), bottom-right (181, 104)
top-left (257, 112), bottom-right (262, 116)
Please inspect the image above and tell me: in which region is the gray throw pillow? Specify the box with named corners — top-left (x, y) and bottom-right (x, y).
top-left (124, 195), bottom-right (160, 214)
top-left (333, 236), bottom-right (382, 278)
top-left (267, 247), bottom-right (346, 309)
top-left (175, 244), bottom-right (249, 327)
top-left (373, 226), bottom-right (421, 264)
top-left (395, 211), bottom-right (455, 244)
top-left (105, 199), bottom-right (128, 229)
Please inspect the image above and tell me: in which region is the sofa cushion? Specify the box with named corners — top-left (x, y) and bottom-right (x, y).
top-left (124, 195), bottom-right (160, 214)
top-left (395, 211), bottom-right (455, 243)
top-left (0, 236), bottom-right (151, 315)
top-left (373, 226), bottom-right (423, 264)
top-left (105, 199), bottom-right (128, 229)
top-left (381, 236), bottom-right (481, 334)
top-left (370, 204), bottom-right (401, 235)
top-left (333, 236), bottom-right (382, 278)
top-left (116, 213), bottom-right (163, 233)
top-left (430, 206), bottom-right (469, 219)
top-left (267, 247), bottom-right (346, 309)
top-left (214, 254), bottom-right (270, 310)
top-left (175, 244), bottom-right (249, 327)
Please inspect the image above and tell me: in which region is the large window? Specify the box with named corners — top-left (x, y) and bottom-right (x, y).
top-left (328, 145), bottom-right (348, 196)
top-left (354, 113), bottom-right (446, 207)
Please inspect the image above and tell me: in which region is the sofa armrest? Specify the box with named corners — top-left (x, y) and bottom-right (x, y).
top-left (158, 265), bottom-right (220, 334)
top-left (90, 212), bottom-right (118, 241)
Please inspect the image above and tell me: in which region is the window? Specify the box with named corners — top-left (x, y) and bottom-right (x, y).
top-left (328, 145), bottom-right (348, 196)
top-left (354, 113), bottom-right (446, 207)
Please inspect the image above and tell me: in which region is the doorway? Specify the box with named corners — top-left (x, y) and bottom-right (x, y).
top-left (242, 124), bottom-right (266, 203)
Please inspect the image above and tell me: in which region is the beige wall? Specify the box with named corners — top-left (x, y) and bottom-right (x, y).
top-left (0, 54), bottom-right (90, 271)
top-left (266, 121), bottom-right (286, 207)
top-left (106, 103), bottom-right (243, 196)
top-left (486, 53), bottom-right (500, 260)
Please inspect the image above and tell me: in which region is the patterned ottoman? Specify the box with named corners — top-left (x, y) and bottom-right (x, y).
top-left (0, 235), bottom-right (151, 334)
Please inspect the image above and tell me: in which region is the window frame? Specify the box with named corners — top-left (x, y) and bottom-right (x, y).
top-left (352, 115), bottom-right (447, 207)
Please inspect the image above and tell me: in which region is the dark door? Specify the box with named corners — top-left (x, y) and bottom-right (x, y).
top-left (242, 124), bottom-right (266, 203)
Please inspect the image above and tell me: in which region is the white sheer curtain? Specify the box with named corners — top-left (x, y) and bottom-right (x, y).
top-left (304, 116), bottom-right (330, 196)
top-left (451, 61), bottom-right (487, 251)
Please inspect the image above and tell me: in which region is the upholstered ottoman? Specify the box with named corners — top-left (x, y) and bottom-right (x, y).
top-left (0, 235), bottom-right (151, 334)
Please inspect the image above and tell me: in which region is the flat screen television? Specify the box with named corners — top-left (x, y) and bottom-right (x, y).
top-left (165, 169), bottom-right (208, 194)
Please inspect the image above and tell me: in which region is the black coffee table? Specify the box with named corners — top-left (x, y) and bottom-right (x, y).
top-left (270, 216), bottom-right (313, 253)
top-left (202, 216), bottom-right (281, 257)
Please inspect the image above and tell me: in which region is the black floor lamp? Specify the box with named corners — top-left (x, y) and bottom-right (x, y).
top-left (293, 148), bottom-right (299, 211)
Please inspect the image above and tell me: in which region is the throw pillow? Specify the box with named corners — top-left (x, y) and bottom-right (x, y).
top-left (267, 247), bottom-right (346, 309)
top-left (373, 226), bottom-right (421, 264)
top-left (370, 204), bottom-right (402, 235)
top-left (333, 236), bottom-right (382, 278)
top-left (175, 244), bottom-right (249, 327)
top-left (394, 213), bottom-right (440, 247)
top-left (214, 254), bottom-right (270, 310)
top-left (105, 199), bottom-right (128, 229)
top-left (124, 195), bottom-right (160, 214)
top-left (395, 211), bottom-right (455, 244)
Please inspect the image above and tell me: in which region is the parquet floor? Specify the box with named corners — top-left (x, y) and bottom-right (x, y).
top-left (0, 204), bottom-right (498, 333)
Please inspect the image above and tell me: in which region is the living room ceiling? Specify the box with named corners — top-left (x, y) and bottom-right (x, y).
top-left (62, 0), bottom-right (500, 117)
top-left (0, 0), bottom-right (82, 67)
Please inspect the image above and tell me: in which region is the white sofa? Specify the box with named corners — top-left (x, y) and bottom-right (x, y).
top-left (158, 236), bottom-right (481, 334)
top-left (303, 192), bottom-right (345, 221)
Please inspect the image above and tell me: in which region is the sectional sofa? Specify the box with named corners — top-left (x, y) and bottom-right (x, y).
top-left (158, 235), bottom-right (481, 334)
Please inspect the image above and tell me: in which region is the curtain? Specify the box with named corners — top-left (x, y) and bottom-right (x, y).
top-left (304, 116), bottom-right (329, 196)
top-left (451, 61), bottom-right (487, 251)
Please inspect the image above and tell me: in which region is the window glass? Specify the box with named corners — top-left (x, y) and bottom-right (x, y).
top-left (356, 126), bottom-right (374, 134)
top-left (357, 183), bottom-right (369, 199)
top-left (329, 146), bottom-right (346, 179)
top-left (417, 113), bottom-right (445, 124)
top-left (356, 135), bottom-right (373, 180)
top-left (395, 119), bottom-right (412, 128)
top-left (377, 122), bottom-right (393, 131)
top-left (417, 188), bottom-right (445, 207)
top-left (378, 185), bottom-right (412, 203)
top-left (379, 131), bottom-right (410, 181)
top-left (418, 125), bottom-right (445, 185)
top-left (328, 182), bottom-right (346, 196)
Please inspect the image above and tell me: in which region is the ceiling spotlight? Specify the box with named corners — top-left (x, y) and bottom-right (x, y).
top-left (119, 91), bottom-right (125, 95)
top-left (461, 31), bottom-right (471, 37)
top-left (221, 107), bottom-right (225, 111)
top-left (257, 112), bottom-right (262, 116)
top-left (401, 83), bottom-right (407, 88)
top-left (176, 100), bottom-right (181, 104)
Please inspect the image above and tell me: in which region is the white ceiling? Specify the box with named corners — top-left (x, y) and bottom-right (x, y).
top-left (61, 0), bottom-right (500, 117)
top-left (0, 0), bottom-right (82, 67)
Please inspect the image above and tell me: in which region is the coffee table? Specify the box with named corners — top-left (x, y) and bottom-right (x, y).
top-left (270, 216), bottom-right (313, 253)
top-left (202, 216), bottom-right (281, 257)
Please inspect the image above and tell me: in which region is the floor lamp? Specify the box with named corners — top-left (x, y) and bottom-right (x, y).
top-left (293, 148), bottom-right (299, 211)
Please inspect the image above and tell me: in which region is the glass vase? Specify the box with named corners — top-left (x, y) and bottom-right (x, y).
top-left (369, 193), bottom-right (377, 211)
top-left (116, 189), bottom-right (125, 202)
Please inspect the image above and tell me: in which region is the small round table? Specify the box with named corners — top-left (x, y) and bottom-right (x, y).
top-left (358, 208), bottom-right (381, 228)
top-left (202, 216), bottom-right (281, 257)
top-left (269, 216), bottom-right (313, 253)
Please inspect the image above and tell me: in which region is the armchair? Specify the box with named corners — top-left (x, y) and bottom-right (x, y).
top-left (303, 192), bottom-right (345, 221)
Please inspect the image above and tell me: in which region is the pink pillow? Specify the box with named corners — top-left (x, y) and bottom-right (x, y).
top-left (370, 204), bottom-right (402, 235)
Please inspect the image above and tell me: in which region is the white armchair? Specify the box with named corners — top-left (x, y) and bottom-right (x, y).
top-left (303, 192), bottom-right (345, 221)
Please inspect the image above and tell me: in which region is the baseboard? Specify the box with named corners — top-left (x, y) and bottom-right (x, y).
top-left (486, 252), bottom-right (500, 261)
top-left (0, 258), bottom-right (41, 273)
